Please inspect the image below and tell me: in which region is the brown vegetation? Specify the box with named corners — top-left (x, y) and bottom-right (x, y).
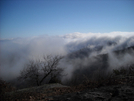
top-left (1, 64), bottom-right (134, 100)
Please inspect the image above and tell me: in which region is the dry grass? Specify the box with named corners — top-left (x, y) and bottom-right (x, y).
top-left (1, 64), bottom-right (134, 101)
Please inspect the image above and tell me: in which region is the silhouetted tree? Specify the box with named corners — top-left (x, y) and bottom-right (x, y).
top-left (18, 55), bottom-right (63, 86)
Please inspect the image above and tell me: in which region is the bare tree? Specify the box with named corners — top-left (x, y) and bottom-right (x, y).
top-left (18, 55), bottom-right (64, 86)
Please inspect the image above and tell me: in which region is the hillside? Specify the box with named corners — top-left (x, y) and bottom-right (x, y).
top-left (1, 46), bottom-right (134, 101)
top-left (67, 45), bottom-right (134, 59)
top-left (64, 46), bottom-right (134, 85)
top-left (1, 63), bottom-right (134, 101)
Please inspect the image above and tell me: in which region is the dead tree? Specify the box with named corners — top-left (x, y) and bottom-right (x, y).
top-left (18, 55), bottom-right (63, 86)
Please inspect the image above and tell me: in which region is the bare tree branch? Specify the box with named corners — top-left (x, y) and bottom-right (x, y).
top-left (18, 55), bottom-right (64, 86)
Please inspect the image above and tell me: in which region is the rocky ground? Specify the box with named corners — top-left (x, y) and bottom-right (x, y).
top-left (52, 84), bottom-right (134, 101)
top-left (1, 65), bottom-right (134, 101)
top-left (1, 83), bottom-right (134, 101)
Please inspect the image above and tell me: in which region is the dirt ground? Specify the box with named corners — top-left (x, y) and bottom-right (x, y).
top-left (1, 82), bottom-right (134, 101)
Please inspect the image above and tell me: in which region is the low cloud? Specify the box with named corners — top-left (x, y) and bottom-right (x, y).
top-left (0, 36), bottom-right (67, 80)
top-left (0, 32), bottom-right (134, 81)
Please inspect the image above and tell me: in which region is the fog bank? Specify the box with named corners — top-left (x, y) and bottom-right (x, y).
top-left (0, 32), bottom-right (134, 81)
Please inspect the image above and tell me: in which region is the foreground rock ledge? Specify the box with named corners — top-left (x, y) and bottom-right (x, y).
top-left (52, 84), bottom-right (134, 101)
top-left (2, 83), bottom-right (134, 101)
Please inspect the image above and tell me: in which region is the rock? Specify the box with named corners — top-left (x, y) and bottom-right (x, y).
top-left (111, 89), bottom-right (119, 97)
top-left (83, 93), bottom-right (89, 99)
top-left (66, 98), bottom-right (71, 100)
top-left (76, 91), bottom-right (80, 95)
top-left (3, 82), bottom-right (134, 101)
top-left (52, 84), bottom-right (134, 101)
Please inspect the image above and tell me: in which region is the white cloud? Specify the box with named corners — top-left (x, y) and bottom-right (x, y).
top-left (62, 31), bottom-right (134, 39)
top-left (0, 31), bottom-right (134, 81)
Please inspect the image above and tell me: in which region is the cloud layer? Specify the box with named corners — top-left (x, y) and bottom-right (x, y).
top-left (0, 32), bottom-right (134, 81)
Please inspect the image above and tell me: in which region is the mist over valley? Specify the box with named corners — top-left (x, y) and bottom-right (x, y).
top-left (0, 32), bottom-right (134, 86)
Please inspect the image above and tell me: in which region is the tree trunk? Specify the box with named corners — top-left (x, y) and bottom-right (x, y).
top-left (39, 70), bottom-right (52, 85)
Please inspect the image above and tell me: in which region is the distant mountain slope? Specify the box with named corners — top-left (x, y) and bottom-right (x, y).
top-left (67, 45), bottom-right (134, 59)
top-left (64, 45), bottom-right (134, 85)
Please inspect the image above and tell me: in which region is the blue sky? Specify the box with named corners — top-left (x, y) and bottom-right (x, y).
top-left (0, 0), bottom-right (134, 38)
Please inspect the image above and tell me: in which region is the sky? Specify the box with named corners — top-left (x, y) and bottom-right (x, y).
top-left (0, 0), bottom-right (134, 39)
